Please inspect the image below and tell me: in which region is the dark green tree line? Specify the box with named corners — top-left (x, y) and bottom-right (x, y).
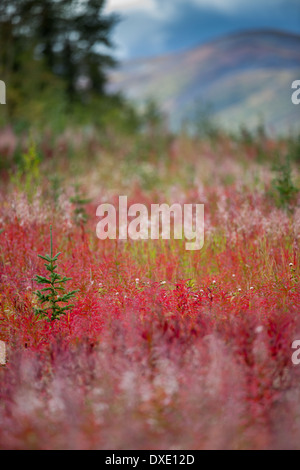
top-left (0, 0), bottom-right (119, 122)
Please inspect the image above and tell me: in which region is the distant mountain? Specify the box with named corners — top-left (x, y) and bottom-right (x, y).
top-left (108, 30), bottom-right (300, 135)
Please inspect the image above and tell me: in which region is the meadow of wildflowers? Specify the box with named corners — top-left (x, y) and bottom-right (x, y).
top-left (0, 127), bottom-right (300, 450)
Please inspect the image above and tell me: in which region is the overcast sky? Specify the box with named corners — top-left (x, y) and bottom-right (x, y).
top-left (104, 0), bottom-right (300, 59)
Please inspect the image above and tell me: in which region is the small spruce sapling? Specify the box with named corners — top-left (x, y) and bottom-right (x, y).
top-left (70, 183), bottom-right (91, 226)
top-left (34, 225), bottom-right (78, 322)
top-left (271, 157), bottom-right (298, 208)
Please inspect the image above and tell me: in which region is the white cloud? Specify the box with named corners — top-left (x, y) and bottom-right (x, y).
top-left (106, 0), bottom-right (290, 16)
top-left (105, 0), bottom-right (157, 13)
top-left (105, 0), bottom-right (180, 25)
top-left (104, 0), bottom-right (245, 14)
